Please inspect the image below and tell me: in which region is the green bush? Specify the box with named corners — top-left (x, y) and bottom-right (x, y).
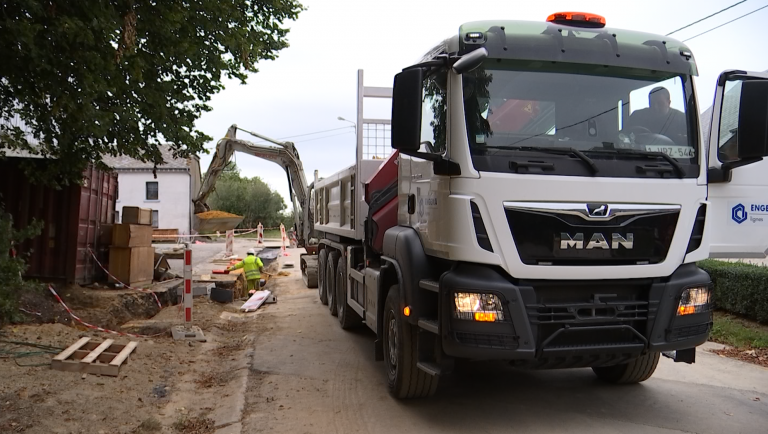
top-left (0, 204), bottom-right (43, 325)
top-left (698, 259), bottom-right (768, 324)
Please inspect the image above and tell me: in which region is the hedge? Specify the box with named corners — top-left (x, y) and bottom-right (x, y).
top-left (698, 259), bottom-right (768, 324)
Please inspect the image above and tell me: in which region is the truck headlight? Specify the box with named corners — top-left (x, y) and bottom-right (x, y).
top-left (677, 286), bottom-right (711, 316)
top-left (453, 292), bottom-right (505, 322)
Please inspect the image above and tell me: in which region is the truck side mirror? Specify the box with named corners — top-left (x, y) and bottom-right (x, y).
top-left (391, 68), bottom-right (424, 152)
top-left (735, 80), bottom-right (768, 159)
top-left (451, 47), bottom-right (488, 75)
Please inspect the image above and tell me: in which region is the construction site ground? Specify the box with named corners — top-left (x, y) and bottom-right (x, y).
top-left (2, 238), bottom-right (767, 434)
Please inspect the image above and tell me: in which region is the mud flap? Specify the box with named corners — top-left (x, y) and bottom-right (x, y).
top-left (662, 348), bottom-right (696, 364)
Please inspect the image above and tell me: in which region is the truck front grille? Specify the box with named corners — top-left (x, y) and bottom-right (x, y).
top-left (529, 301), bottom-right (649, 324)
top-left (521, 281), bottom-right (652, 351)
top-left (505, 205), bottom-right (679, 266)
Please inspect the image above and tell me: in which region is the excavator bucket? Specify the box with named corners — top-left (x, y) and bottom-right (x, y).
top-left (194, 211), bottom-right (245, 233)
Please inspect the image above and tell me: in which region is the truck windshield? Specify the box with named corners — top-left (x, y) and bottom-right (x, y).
top-left (462, 62), bottom-right (699, 178)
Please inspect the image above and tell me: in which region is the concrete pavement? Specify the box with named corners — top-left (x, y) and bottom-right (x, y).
top-left (238, 252), bottom-right (768, 434)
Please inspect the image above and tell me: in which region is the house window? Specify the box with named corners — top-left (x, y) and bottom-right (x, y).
top-left (146, 181), bottom-right (159, 200)
top-left (152, 210), bottom-right (159, 228)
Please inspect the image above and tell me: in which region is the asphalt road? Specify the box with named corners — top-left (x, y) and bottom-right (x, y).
top-left (239, 255), bottom-right (768, 434)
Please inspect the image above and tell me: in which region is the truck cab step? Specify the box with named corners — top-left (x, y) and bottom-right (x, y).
top-left (418, 319), bottom-right (438, 334)
top-left (416, 362), bottom-right (442, 376)
top-left (419, 280), bottom-right (439, 293)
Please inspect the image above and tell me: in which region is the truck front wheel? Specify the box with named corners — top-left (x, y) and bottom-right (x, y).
top-left (318, 249), bottom-right (328, 305)
top-left (592, 351), bottom-right (660, 384)
top-left (383, 285), bottom-right (438, 398)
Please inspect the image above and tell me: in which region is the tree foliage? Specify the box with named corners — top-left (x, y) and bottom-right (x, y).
top-left (207, 163), bottom-right (288, 228)
top-left (0, 0), bottom-right (305, 185)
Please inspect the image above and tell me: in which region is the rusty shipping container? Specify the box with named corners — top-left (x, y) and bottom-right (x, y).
top-left (0, 158), bottom-right (118, 284)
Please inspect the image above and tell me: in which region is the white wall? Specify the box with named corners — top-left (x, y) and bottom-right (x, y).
top-left (115, 171), bottom-right (191, 233)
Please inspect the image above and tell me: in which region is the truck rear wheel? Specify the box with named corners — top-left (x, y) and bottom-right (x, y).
top-left (592, 351), bottom-right (661, 384)
top-left (336, 255), bottom-right (362, 329)
top-left (318, 249), bottom-right (328, 305)
top-left (301, 255), bottom-right (318, 288)
top-left (326, 250), bottom-right (339, 316)
top-left (383, 285), bottom-right (438, 399)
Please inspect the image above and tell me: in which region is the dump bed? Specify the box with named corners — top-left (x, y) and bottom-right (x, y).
top-left (313, 159), bottom-right (384, 241)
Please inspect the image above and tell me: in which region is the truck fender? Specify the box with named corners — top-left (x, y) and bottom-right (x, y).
top-left (381, 225), bottom-right (431, 326)
top-left (374, 257), bottom-right (401, 361)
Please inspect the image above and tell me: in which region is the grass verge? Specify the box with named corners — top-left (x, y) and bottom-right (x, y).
top-left (711, 310), bottom-right (768, 349)
top-left (709, 310), bottom-right (768, 367)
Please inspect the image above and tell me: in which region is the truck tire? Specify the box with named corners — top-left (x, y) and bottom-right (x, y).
top-left (326, 250), bottom-right (339, 316)
top-left (301, 255), bottom-right (318, 288)
top-left (383, 285), bottom-right (439, 399)
top-left (592, 351), bottom-right (661, 384)
top-left (336, 255), bottom-right (362, 329)
top-left (318, 249), bottom-right (328, 305)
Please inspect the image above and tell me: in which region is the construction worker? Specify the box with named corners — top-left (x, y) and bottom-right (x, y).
top-left (227, 248), bottom-right (264, 293)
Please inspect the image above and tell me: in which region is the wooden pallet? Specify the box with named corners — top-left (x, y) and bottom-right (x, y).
top-left (51, 337), bottom-right (138, 377)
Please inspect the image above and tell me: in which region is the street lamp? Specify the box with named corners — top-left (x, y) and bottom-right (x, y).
top-left (337, 116), bottom-right (356, 132)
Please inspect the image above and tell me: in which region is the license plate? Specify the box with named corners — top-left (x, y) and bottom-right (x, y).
top-left (645, 145), bottom-right (695, 158)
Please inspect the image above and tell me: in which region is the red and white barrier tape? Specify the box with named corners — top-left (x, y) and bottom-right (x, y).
top-left (47, 285), bottom-right (166, 338)
top-left (151, 226), bottom-right (281, 239)
top-left (87, 248), bottom-right (162, 309)
top-left (19, 307), bottom-right (42, 317)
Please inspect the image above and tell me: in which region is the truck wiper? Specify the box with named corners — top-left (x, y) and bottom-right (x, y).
top-left (484, 145), bottom-right (599, 175)
top-left (585, 148), bottom-right (686, 179)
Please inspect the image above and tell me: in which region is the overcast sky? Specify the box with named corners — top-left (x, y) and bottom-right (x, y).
top-left (194, 0), bottom-right (766, 214)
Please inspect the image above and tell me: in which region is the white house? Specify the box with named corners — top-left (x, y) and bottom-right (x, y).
top-left (104, 146), bottom-right (201, 234)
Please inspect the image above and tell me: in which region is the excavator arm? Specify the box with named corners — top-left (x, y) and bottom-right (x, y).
top-left (193, 124), bottom-right (313, 246)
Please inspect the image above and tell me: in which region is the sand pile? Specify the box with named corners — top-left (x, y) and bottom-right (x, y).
top-left (196, 210), bottom-right (241, 219)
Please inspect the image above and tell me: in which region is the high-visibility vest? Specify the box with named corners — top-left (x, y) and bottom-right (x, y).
top-left (233, 255), bottom-right (263, 280)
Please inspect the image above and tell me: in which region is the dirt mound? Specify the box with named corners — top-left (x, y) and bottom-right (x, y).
top-left (196, 210), bottom-right (240, 219)
top-left (15, 284), bottom-right (162, 331)
top-left (17, 286), bottom-right (71, 325)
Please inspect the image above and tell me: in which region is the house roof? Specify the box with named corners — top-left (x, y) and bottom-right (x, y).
top-left (102, 144), bottom-right (197, 170)
top-left (1, 147), bottom-right (46, 159)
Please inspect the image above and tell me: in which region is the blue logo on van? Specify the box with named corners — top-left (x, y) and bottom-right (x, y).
top-left (732, 203), bottom-right (747, 224)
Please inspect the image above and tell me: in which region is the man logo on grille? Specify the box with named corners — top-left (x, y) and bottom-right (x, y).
top-left (587, 203), bottom-right (608, 217)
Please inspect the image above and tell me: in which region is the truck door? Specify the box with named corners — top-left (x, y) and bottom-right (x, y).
top-left (706, 70), bottom-right (768, 258)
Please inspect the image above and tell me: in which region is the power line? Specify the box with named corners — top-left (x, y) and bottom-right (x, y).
top-left (275, 125), bottom-right (353, 140)
top-left (243, 125), bottom-right (353, 145)
top-left (294, 130), bottom-right (355, 143)
top-left (683, 3), bottom-right (768, 41)
top-left (249, 129), bottom-right (355, 146)
top-left (666, 0), bottom-right (747, 36)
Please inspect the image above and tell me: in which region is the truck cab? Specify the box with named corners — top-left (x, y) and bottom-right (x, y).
top-left (307, 12), bottom-right (768, 399)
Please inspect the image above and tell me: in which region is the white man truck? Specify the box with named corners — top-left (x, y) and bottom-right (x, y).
top-left (298, 12), bottom-right (768, 399)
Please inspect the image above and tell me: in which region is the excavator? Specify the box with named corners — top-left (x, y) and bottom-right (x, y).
top-left (191, 124), bottom-right (314, 248)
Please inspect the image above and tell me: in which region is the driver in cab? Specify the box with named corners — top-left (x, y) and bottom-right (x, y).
top-left (626, 86), bottom-right (687, 146)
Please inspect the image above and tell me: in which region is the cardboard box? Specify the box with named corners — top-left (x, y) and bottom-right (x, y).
top-left (111, 224), bottom-right (153, 247)
top-left (122, 206), bottom-right (152, 225)
top-left (108, 246), bottom-right (155, 287)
